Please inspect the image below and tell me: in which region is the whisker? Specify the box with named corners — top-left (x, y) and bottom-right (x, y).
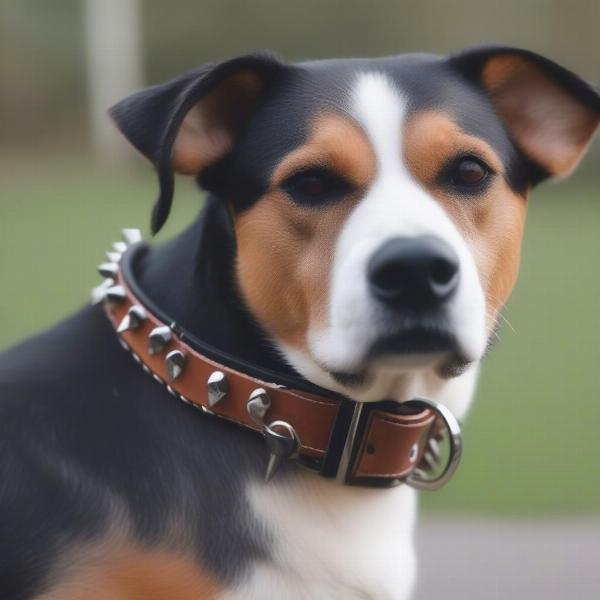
top-left (496, 310), bottom-right (517, 335)
top-left (485, 293), bottom-right (517, 336)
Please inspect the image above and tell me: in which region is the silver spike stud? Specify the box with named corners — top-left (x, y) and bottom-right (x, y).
top-left (117, 305), bottom-right (147, 333)
top-left (264, 420), bottom-right (299, 482)
top-left (90, 278), bottom-right (115, 304)
top-left (207, 371), bottom-right (229, 407)
top-left (113, 241), bottom-right (127, 253)
top-left (165, 349), bottom-right (186, 381)
top-left (97, 262), bottom-right (119, 279)
top-left (106, 251), bottom-right (122, 263)
top-left (121, 228), bottom-right (143, 245)
top-left (247, 388), bottom-right (271, 426)
top-left (148, 326), bottom-right (172, 355)
top-left (104, 285), bottom-right (127, 306)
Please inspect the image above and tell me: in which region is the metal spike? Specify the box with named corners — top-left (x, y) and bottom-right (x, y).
top-left (117, 314), bottom-right (134, 334)
top-left (121, 228), bottom-right (143, 245)
top-left (264, 421), bottom-right (299, 483)
top-left (106, 251), bottom-right (122, 263)
top-left (165, 349), bottom-right (186, 381)
top-left (90, 278), bottom-right (115, 304)
top-left (148, 325), bottom-right (172, 355)
top-left (247, 388), bottom-right (271, 425)
top-left (117, 305), bottom-right (147, 333)
top-left (113, 241), bottom-right (127, 253)
top-left (105, 285), bottom-right (126, 305)
top-left (97, 262), bottom-right (119, 279)
top-left (265, 453), bottom-right (286, 483)
top-left (207, 371), bottom-right (229, 407)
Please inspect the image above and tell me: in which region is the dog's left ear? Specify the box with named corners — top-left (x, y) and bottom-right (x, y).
top-left (450, 45), bottom-right (600, 181)
top-left (110, 53), bottom-right (288, 233)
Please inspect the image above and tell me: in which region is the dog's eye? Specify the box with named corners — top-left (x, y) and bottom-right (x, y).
top-left (281, 168), bottom-right (352, 205)
top-left (450, 157), bottom-right (490, 188)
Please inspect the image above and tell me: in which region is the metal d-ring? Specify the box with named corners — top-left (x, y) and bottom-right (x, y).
top-left (402, 397), bottom-right (463, 491)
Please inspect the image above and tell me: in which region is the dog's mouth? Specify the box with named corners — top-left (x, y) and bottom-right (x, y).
top-left (368, 326), bottom-right (458, 358)
top-left (329, 325), bottom-right (471, 387)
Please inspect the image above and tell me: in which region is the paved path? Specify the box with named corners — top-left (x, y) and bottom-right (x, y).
top-left (414, 517), bottom-right (600, 600)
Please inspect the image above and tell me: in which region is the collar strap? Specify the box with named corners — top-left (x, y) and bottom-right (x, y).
top-left (93, 230), bottom-right (462, 489)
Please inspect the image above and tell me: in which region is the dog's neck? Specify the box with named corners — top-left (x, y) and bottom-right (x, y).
top-left (135, 195), bottom-right (298, 379)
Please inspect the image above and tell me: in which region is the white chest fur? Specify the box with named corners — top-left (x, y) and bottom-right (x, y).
top-left (225, 472), bottom-right (418, 600)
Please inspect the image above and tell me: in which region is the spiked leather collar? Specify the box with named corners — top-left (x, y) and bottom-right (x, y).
top-left (93, 229), bottom-right (463, 489)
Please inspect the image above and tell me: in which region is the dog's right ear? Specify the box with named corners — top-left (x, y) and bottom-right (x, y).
top-left (110, 53), bottom-right (288, 233)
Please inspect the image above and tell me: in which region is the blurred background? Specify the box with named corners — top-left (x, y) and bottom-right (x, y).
top-left (1, 1), bottom-right (599, 596)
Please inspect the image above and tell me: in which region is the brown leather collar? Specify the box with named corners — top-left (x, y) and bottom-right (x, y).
top-left (94, 234), bottom-right (462, 488)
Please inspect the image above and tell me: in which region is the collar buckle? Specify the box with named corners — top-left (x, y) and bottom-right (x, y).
top-left (327, 397), bottom-right (462, 490)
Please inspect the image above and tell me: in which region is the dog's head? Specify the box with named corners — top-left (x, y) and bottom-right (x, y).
top-left (111, 46), bottom-right (599, 403)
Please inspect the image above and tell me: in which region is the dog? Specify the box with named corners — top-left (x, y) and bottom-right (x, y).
top-left (1, 45), bottom-right (599, 600)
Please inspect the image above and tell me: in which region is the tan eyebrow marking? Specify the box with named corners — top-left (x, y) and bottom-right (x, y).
top-left (233, 111), bottom-right (376, 351)
top-left (271, 112), bottom-right (376, 189)
top-left (403, 110), bottom-right (504, 186)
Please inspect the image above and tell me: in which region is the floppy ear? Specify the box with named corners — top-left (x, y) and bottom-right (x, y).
top-left (110, 53), bottom-right (288, 233)
top-left (450, 45), bottom-right (600, 181)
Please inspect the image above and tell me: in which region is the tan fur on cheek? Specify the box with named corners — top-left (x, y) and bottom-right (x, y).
top-left (472, 196), bottom-right (528, 320)
top-left (233, 111), bottom-right (375, 351)
top-left (235, 193), bottom-right (358, 348)
top-left (404, 110), bottom-right (529, 327)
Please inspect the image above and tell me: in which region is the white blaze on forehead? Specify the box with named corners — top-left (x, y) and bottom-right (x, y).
top-left (351, 72), bottom-right (408, 175)
top-left (342, 71), bottom-right (466, 243)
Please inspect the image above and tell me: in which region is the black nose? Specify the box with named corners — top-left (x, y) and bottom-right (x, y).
top-left (368, 236), bottom-right (460, 309)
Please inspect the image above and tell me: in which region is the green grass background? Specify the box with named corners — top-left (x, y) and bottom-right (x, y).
top-left (1, 156), bottom-right (599, 515)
